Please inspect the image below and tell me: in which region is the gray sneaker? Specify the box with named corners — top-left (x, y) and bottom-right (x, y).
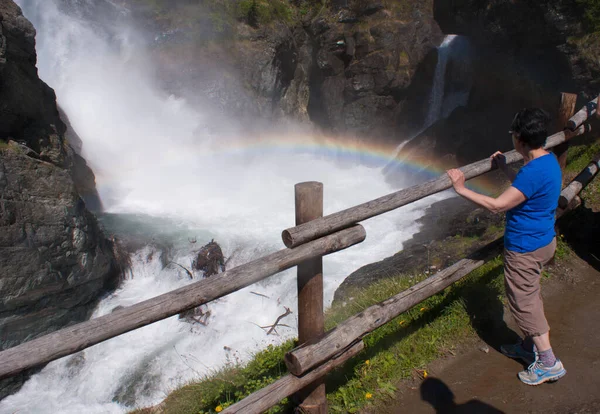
top-left (500, 342), bottom-right (536, 365)
top-left (518, 359), bottom-right (567, 385)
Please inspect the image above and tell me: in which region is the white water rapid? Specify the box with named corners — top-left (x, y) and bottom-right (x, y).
top-left (2, 1), bottom-right (447, 412)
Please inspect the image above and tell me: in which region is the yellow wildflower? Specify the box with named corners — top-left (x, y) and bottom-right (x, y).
top-left (365, 392), bottom-right (373, 399)
top-left (399, 320), bottom-right (405, 325)
top-left (365, 360), bottom-right (370, 365)
top-left (420, 307), bottom-right (426, 312)
top-left (423, 370), bottom-right (428, 378)
top-left (215, 406), bottom-right (223, 413)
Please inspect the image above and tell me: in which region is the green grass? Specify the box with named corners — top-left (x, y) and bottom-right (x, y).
top-left (0, 140), bottom-right (9, 151)
top-left (326, 258), bottom-right (505, 412)
top-left (565, 139), bottom-right (600, 173)
top-left (132, 256), bottom-right (510, 414)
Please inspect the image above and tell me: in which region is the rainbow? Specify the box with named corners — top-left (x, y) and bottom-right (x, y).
top-left (202, 133), bottom-right (500, 195)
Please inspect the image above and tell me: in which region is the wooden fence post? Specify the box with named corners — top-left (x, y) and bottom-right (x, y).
top-left (293, 182), bottom-right (327, 413)
top-left (554, 92), bottom-right (578, 176)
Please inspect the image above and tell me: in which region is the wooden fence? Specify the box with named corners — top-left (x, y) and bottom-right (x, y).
top-left (0, 93), bottom-right (598, 413)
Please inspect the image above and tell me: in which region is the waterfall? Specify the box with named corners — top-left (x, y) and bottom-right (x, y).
top-left (385, 34), bottom-right (472, 178)
top-left (1, 1), bottom-right (448, 412)
top-left (425, 35), bottom-right (458, 127)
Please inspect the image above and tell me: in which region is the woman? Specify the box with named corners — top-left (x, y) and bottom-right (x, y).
top-left (446, 108), bottom-right (566, 385)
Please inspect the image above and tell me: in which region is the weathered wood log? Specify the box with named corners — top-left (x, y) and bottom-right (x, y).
top-left (285, 238), bottom-right (504, 376)
top-left (567, 96), bottom-right (598, 131)
top-left (294, 182), bottom-right (327, 413)
top-left (553, 92), bottom-right (578, 173)
top-left (545, 124), bottom-right (590, 148)
top-left (557, 195), bottom-right (582, 219)
top-left (223, 341), bottom-right (365, 414)
top-left (558, 153), bottom-right (600, 209)
top-left (282, 123), bottom-right (590, 249)
top-left (0, 225), bottom-right (366, 380)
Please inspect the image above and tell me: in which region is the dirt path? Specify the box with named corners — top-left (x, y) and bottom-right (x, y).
top-left (382, 254), bottom-right (600, 414)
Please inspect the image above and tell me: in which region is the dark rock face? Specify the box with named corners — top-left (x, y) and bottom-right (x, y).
top-left (135, 1), bottom-right (442, 143)
top-left (0, 1), bottom-right (119, 398)
top-left (305, 2), bottom-right (442, 141)
top-left (433, 0), bottom-right (596, 94)
top-left (392, 0), bottom-right (598, 169)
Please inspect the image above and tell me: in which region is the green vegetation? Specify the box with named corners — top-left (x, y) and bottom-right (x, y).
top-left (236, 0), bottom-right (294, 27)
top-left (565, 139), bottom-right (600, 173)
top-left (129, 0), bottom-right (329, 42)
top-left (577, 0), bottom-right (600, 33)
top-left (0, 140), bottom-right (9, 151)
top-left (143, 342), bottom-right (295, 414)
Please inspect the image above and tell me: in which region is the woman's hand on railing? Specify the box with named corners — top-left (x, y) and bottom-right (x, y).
top-left (490, 151), bottom-right (507, 169)
top-left (491, 151), bottom-right (517, 182)
top-left (447, 169), bottom-right (466, 193)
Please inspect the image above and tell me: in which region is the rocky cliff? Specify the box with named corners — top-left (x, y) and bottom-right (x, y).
top-left (131, 0), bottom-right (599, 161)
top-left (123, 0), bottom-right (442, 143)
top-left (0, 0), bottom-right (120, 398)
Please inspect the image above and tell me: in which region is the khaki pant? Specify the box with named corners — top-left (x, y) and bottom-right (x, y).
top-left (504, 238), bottom-right (556, 337)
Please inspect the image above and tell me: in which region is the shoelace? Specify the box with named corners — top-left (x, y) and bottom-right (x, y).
top-left (527, 360), bottom-right (544, 373)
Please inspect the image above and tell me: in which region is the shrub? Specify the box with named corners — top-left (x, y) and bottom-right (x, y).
top-left (578, 0), bottom-right (600, 33)
top-left (237, 0), bottom-right (293, 27)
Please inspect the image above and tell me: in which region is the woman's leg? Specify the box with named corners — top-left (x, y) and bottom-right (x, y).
top-left (531, 332), bottom-right (551, 352)
top-left (503, 248), bottom-right (550, 340)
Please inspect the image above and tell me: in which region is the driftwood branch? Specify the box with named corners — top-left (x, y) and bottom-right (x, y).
top-left (167, 262), bottom-right (194, 279)
top-left (223, 341), bottom-right (365, 414)
top-left (260, 307), bottom-right (292, 335)
top-left (250, 291), bottom-right (270, 299)
top-left (0, 225), bottom-right (366, 380)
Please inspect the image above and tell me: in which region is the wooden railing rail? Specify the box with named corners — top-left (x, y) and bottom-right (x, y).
top-left (0, 225), bottom-right (366, 380)
top-left (566, 96), bottom-right (598, 131)
top-left (281, 123), bottom-right (591, 249)
top-left (223, 341), bottom-right (365, 414)
top-left (559, 153), bottom-right (600, 208)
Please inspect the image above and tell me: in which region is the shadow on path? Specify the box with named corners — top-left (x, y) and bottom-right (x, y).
top-left (460, 266), bottom-right (521, 353)
top-left (558, 204), bottom-right (600, 272)
top-left (421, 377), bottom-right (504, 414)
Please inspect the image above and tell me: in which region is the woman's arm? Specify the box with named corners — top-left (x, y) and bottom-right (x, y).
top-left (447, 169), bottom-right (526, 214)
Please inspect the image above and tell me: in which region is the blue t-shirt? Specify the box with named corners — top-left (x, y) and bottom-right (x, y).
top-left (504, 153), bottom-right (561, 253)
